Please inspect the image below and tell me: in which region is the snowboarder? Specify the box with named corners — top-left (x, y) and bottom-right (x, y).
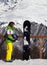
top-left (5, 22), bottom-right (18, 62)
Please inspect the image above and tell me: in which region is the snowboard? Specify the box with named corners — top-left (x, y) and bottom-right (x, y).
top-left (23, 20), bottom-right (31, 60)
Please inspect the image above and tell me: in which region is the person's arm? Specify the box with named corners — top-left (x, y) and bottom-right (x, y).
top-left (7, 30), bottom-right (18, 41)
top-left (6, 30), bottom-right (14, 41)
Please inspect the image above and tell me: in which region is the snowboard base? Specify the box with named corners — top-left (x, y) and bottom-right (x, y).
top-left (23, 45), bottom-right (30, 60)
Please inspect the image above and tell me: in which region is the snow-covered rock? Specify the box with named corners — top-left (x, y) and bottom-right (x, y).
top-left (0, 0), bottom-right (47, 26)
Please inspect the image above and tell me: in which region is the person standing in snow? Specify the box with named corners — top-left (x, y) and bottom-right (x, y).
top-left (5, 22), bottom-right (18, 62)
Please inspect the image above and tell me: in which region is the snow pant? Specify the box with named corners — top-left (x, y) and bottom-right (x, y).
top-left (23, 45), bottom-right (30, 60)
top-left (6, 43), bottom-right (13, 61)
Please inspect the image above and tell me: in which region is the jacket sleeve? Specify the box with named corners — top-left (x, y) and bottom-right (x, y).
top-left (6, 30), bottom-right (14, 41)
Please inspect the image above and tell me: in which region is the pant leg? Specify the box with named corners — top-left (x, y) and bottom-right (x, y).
top-left (6, 43), bottom-right (13, 61)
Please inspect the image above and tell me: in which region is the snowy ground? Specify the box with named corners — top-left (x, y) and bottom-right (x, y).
top-left (0, 0), bottom-right (47, 25)
top-left (0, 0), bottom-right (47, 31)
top-left (0, 59), bottom-right (47, 65)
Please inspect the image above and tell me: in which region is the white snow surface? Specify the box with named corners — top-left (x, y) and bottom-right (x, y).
top-left (0, 59), bottom-right (47, 65)
top-left (0, 0), bottom-right (47, 31)
top-left (0, 0), bottom-right (47, 26)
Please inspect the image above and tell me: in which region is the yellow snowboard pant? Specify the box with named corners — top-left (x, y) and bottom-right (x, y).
top-left (6, 43), bottom-right (13, 61)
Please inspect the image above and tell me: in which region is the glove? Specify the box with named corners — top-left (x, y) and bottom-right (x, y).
top-left (12, 34), bottom-right (18, 41)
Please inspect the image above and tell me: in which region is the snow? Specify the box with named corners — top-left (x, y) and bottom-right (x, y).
top-left (0, 0), bottom-right (47, 26)
top-left (0, 0), bottom-right (47, 31)
top-left (0, 59), bottom-right (47, 65)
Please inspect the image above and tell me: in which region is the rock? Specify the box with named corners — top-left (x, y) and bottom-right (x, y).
top-left (0, 22), bottom-right (47, 59)
top-left (30, 22), bottom-right (47, 59)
